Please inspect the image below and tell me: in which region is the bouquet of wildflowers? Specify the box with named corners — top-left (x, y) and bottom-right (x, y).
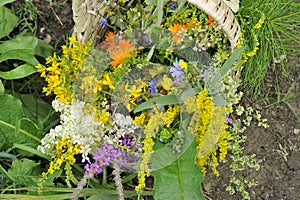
top-left (36, 0), bottom-right (265, 199)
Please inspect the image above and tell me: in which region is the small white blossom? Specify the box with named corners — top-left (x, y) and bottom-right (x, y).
top-left (38, 100), bottom-right (106, 162)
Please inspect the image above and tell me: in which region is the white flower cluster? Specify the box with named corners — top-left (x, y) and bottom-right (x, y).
top-left (38, 99), bottom-right (106, 162)
top-left (104, 113), bottom-right (139, 145)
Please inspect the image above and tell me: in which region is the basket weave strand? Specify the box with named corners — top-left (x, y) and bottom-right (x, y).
top-left (187, 0), bottom-right (240, 48)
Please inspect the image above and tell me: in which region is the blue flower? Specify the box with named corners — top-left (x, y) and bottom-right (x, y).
top-left (170, 2), bottom-right (176, 10)
top-left (147, 78), bottom-right (158, 96)
top-left (143, 36), bottom-right (153, 46)
top-left (99, 15), bottom-right (108, 29)
top-left (170, 60), bottom-right (184, 79)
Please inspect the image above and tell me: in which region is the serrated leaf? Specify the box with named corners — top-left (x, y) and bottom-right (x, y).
top-left (0, 94), bottom-right (41, 154)
top-left (0, 63), bottom-right (37, 79)
top-left (152, 139), bottom-right (205, 200)
top-left (0, 6), bottom-right (19, 39)
top-left (7, 158), bottom-right (41, 186)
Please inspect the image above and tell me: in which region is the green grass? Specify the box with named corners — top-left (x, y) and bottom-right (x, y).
top-left (238, 0), bottom-right (300, 97)
top-left (13, 0), bottom-right (41, 34)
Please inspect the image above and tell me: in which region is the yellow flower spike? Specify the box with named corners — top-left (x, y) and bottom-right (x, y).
top-left (136, 136), bottom-right (153, 191)
top-left (165, 105), bottom-right (180, 128)
top-left (133, 112), bottom-right (146, 127)
top-left (211, 152), bottom-right (220, 176)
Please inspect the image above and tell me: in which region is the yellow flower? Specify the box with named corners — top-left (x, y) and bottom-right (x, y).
top-left (179, 60), bottom-right (187, 69)
top-left (165, 105), bottom-right (180, 128)
top-left (134, 112), bottom-right (146, 127)
top-left (160, 75), bottom-right (173, 91)
top-left (102, 73), bottom-right (115, 89)
top-left (136, 136), bottom-right (153, 191)
top-left (69, 35), bottom-right (77, 46)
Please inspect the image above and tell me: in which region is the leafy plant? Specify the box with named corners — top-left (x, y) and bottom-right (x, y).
top-left (0, 1), bottom-right (58, 196)
top-left (239, 0), bottom-right (300, 96)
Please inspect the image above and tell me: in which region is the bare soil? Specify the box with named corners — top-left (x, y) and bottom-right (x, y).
top-left (203, 65), bottom-right (300, 200)
top-left (11, 1), bottom-right (300, 199)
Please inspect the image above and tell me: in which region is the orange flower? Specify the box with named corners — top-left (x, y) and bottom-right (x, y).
top-left (103, 32), bottom-right (115, 50)
top-left (102, 32), bottom-right (135, 68)
top-left (168, 23), bottom-right (188, 45)
top-left (207, 16), bottom-right (216, 28)
top-left (110, 39), bottom-right (134, 67)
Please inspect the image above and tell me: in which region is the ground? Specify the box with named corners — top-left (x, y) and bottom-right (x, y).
top-left (10, 1), bottom-right (300, 199)
top-left (203, 65), bottom-right (300, 200)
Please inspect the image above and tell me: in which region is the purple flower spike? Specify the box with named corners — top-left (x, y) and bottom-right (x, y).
top-left (84, 142), bottom-right (127, 177)
top-left (225, 117), bottom-right (233, 125)
top-left (147, 78), bottom-right (158, 96)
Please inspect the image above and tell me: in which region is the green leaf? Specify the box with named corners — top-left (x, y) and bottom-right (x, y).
top-left (0, 163), bottom-right (16, 182)
top-left (212, 46), bottom-right (246, 83)
top-left (180, 87), bottom-right (202, 101)
top-left (0, 6), bottom-right (19, 39)
top-left (152, 138), bottom-right (205, 200)
top-left (35, 39), bottom-right (53, 58)
top-left (156, 0), bottom-right (164, 26)
top-left (0, 79), bottom-right (4, 94)
top-left (0, 35), bottom-right (39, 54)
top-left (0, 63), bottom-right (37, 79)
top-left (0, 151), bottom-right (17, 160)
top-left (0, 94), bottom-right (41, 153)
top-left (7, 158), bottom-right (41, 186)
top-left (212, 94), bottom-right (227, 106)
top-left (134, 94), bottom-right (180, 113)
top-left (0, 49), bottom-right (39, 65)
top-left (0, 0), bottom-right (16, 6)
top-left (152, 129), bottom-right (195, 171)
top-left (13, 143), bottom-right (50, 160)
top-left (16, 93), bottom-right (57, 128)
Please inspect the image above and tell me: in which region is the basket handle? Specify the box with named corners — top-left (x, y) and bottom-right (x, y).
top-left (187, 0), bottom-right (241, 49)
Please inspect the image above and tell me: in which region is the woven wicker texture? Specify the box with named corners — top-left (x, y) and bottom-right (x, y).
top-left (72, 0), bottom-right (241, 48)
top-left (72, 0), bottom-right (106, 44)
top-left (187, 0), bottom-right (241, 48)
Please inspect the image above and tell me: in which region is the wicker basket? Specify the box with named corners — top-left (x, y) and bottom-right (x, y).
top-left (72, 0), bottom-right (241, 48)
top-left (72, 0), bottom-right (106, 45)
top-left (187, 0), bottom-right (241, 49)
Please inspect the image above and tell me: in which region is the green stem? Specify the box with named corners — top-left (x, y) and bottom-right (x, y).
top-left (102, 166), bottom-right (107, 185)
